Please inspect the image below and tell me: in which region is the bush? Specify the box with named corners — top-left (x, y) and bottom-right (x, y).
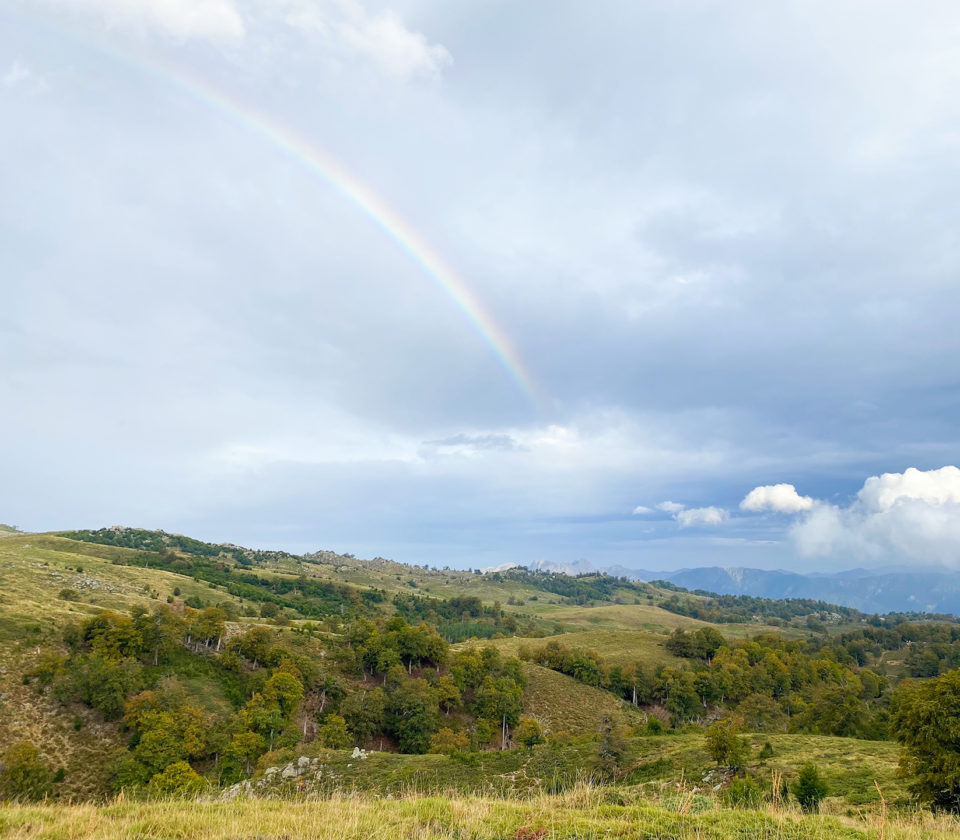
top-left (723, 776), bottom-right (766, 809)
top-left (148, 761), bottom-right (206, 796)
top-left (428, 728), bottom-right (470, 755)
top-left (704, 719), bottom-right (747, 769)
top-left (0, 742), bottom-right (53, 801)
top-left (791, 764), bottom-right (828, 811)
top-left (515, 717), bottom-right (545, 748)
top-left (317, 714), bottom-right (352, 749)
top-left (892, 669), bottom-right (960, 811)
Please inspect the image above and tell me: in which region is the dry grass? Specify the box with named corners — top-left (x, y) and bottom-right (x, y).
top-left (2, 786), bottom-right (959, 840)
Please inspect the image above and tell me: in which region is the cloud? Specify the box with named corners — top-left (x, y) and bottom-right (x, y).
top-left (280, 0), bottom-right (452, 79)
top-left (676, 506), bottom-right (728, 527)
top-left (657, 501), bottom-right (686, 513)
top-left (2, 61), bottom-right (32, 89)
top-left (790, 466), bottom-right (960, 565)
top-left (421, 433), bottom-right (522, 457)
top-left (741, 483), bottom-right (814, 514)
top-left (62, 0), bottom-right (245, 44)
top-left (859, 466), bottom-right (960, 510)
top-left (632, 505), bottom-right (653, 514)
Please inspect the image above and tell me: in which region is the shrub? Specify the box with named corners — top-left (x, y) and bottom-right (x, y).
top-left (723, 776), bottom-right (765, 808)
top-left (791, 764), bottom-right (828, 811)
top-left (317, 714), bottom-right (352, 749)
top-left (428, 728), bottom-right (470, 755)
top-left (148, 761), bottom-right (206, 796)
top-left (892, 669), bottom-right (960, 811)
top-left (0, 742), bottom-right (53, 801)
top-left (515, 717), bottom-right (545, 748)
top-left (704, 719), bottom-right (747, 769)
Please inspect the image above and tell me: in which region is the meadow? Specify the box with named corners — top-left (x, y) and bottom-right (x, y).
top-left (3, 786), bottom-right (960, 840)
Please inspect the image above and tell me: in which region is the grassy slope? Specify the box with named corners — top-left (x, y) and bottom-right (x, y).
top-left (0, 530), bottom-right (919, 814)
top-left (4, 791), bottom-right (960, 840)
top-left (482, 629), bottom-right (682, 668)
top-left (518, 663), bottom-right (644, 732)
top-left (257, 732), bottom-right (907, 809)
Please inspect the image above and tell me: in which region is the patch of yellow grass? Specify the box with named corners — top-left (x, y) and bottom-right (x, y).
top-left (2, 787), bottom-right (959, 840)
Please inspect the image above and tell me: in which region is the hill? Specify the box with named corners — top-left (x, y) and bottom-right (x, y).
top-left (3, 523), bottom-right (960, 827)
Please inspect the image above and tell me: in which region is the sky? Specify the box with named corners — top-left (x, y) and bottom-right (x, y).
top-left (3, 1), bottom-right (960, 572)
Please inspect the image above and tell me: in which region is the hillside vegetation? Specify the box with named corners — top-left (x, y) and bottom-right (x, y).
top-left (3, 525), bottom-right (960, 837)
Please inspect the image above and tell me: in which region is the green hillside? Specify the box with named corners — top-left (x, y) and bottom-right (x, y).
top-left (3, 525), bottom-right (960, 838)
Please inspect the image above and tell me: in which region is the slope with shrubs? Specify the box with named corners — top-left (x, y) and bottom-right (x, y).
top-left (5, 525), bottom-right (960, 820)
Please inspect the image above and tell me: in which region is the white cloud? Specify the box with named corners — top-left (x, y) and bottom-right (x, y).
top-left (790, 466), bottom-right (960, 565)
top-left (632, 505), bottom-right (654, 514)
top-left (3, 61), bottom-right (32, 89)
top-left (62, 0), bottom-right (245, 45)
top-left (676, 506), bottom-right (728, 527)
top-left (740, 483), bottom-right (814, 514)
top-left (280, 0), bottom-right (452, 79)
top-left (859, 466), bottom-right (960, 511)
top-left (657, 500), bottom-right (685, 513)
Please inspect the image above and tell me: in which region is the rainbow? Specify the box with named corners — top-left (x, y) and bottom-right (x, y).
top-left (13, 11), bottom-right (541, 405)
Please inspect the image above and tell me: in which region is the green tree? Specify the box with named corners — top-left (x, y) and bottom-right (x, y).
top-left (263, 672), bottom-right (305, 719)
top-left (428, 728), bottom-right (470, 755)
top-left (317, 714), bottom-right (352, 749)
top-left (340, 688), bottom-right (386, 744)
top-left (148, 761), bottom-right (206, 796)
top-left (791, 764), bottom-right (828, 811)
top-left (892, 670), bottom-right (960, 811)
top-left (704, 718), bottom-right (747, 768)
top-left (514, 717), bottom-right (545, 748)
top-left (0, 742), bottom-right (52, 801)
top-left (474, 676), bottom-right (523, 749)
top-left (223, 730), bottom-right (266, 779)
top-left (385, 678), bottom-right (440, 754)
top-left (592, 717), bottom-right (629, 782)
top-left (57, 653), bottom-right (142, 719)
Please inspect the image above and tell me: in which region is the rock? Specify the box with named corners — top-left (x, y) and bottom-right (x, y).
top-left (281, 763), bottom-right (298, 779)
top-left (297, 756), bottom-right (311, 768)
top-left (265, 766), bottom-right (279, 776)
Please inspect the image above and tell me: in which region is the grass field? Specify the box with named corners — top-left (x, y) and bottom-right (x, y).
top-left (3, 788), bottom-right (959, 840)
top-left (249, 732), bottom-right (909, 810)
top-left (481, 629), bottom-right (682, 668)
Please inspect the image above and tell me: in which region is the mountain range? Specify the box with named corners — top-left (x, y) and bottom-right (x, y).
top-left (485, 560), bottom-right (960, 615)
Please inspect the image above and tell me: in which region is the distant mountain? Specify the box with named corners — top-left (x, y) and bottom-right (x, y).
top-left (526, 558), bottom-right (597, 576)
top-left (629, 565), bottom-right (960, 615)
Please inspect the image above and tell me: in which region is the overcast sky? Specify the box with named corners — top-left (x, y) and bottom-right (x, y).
top-left (3, 1), bottom-right (960, 571)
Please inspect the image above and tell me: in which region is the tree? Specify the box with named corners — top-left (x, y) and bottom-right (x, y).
top-left (57, 653), bottom-right (142, 719)
top-left (0, 742), bottom-right (52, 801)
top-left (791, 764), bottom-right (828, 812)
top-left (592, 717), bottom-right (629, 782)
top-left (263, 672), bottom-right (304, 719)
top-left (385, 678), bottom-right (440, 754)
top-left (514, 717), bottom-right (545, 749)
top-left (739, 694), bottom-right (787, 733)
top-left (223, 730), bottom-right (265, 779)
top-left (428, 728), bottom-right (470, 755)
top-left (148, 761), bottom-right (206, 796)
top-left (704, 719), bottom-right (747, 768)
top-left (474, 676), bottom-right (523, 749)
top-left (317, 714), bottom-right (352, 749)
top-left (340, 688), bottom-right (385, 745)
top-left (892, 670), bottom-right (960, 811)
